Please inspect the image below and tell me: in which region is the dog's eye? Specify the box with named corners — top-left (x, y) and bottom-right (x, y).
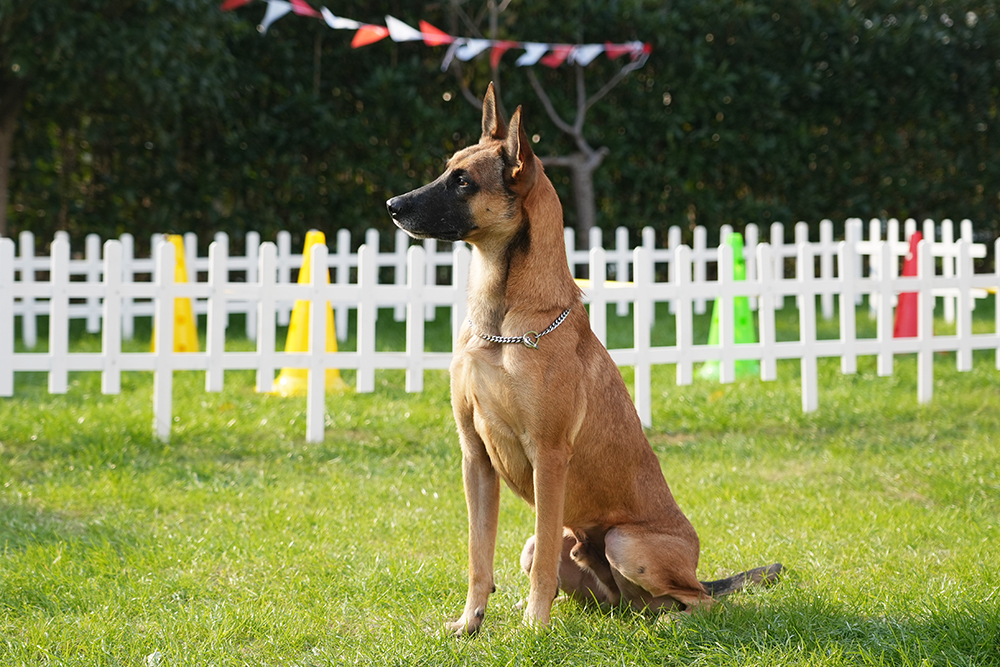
top-left (454, 172), bottom-right (473, 189)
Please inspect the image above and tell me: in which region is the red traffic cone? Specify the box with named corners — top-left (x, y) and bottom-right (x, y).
top-left (893, 231), bottom-right (922, 338)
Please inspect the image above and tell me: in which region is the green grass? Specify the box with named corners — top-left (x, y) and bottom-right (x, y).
top-left (2, 301), bottom-right (999, 666)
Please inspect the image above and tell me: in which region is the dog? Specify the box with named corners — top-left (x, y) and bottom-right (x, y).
top-left (387, 83), bottom-right (780, 634)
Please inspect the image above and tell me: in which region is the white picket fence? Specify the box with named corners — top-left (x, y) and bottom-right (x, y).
top-left (7, 217), bottom-right (989, 343)
top-left (1, 218), bottom-right (998, 443)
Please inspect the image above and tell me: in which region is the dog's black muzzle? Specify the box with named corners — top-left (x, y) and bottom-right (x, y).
top-left (386, 178), bottom-right (475, 243)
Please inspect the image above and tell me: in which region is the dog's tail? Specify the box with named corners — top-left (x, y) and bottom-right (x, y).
top-left (701, 563), bottom-right (783, 598)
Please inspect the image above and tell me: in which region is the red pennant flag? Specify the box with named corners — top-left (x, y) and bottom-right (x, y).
top-left (604, 42), bottom-right (633, 59)
top-left (490, 40), bottom-right (517, 69)
top-left (631, 43), bottom-right (652, 60)
top-left (419, 21), bottom-right (454, 46)
top-left (289, 0), bottom-right (319, 17)
top-left (540, 45), bottom-right (572, 68)
top-left (220, 0), bottom-right (251, 10)
top-left (352, 25), bottom-right (390, 48)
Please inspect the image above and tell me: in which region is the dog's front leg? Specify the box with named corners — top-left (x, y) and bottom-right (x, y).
top-left (523, 448), bottom-right (569, 628)
top-left (446, 433), bottom-right (501, 636)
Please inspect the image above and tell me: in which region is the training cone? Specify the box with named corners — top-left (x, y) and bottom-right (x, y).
top-left (893, 231), bottom-right (922, 338)
top-left (699, 232), bottom-right (759, 380)
top-left (269, 230), bottom-right (348, 396)
top-left (152, 235), bottom-right (199, 353)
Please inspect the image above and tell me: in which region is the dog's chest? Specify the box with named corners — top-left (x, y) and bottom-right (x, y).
top-left (454, 351), bottom-right (537, 502)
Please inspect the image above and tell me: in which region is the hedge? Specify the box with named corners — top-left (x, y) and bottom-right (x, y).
top-left (6, 0), bottom-right (998, 255)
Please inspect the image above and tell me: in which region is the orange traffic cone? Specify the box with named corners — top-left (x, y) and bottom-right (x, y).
top-left (269, 230), bottom-right (348, 396)
top-left (152, 235), bottom-right (199, 353)
top-left (893, 231), bottom-right (922, 338)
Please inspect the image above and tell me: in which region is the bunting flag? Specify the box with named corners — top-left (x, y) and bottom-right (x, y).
top-left (351, 25), bottom-right (390, 48)
top-left (259, 0), bottom-right (292, 33)
top-left (221, 0), bottom-right (650, 69)
top-left (289, 0), bottom-right (319, 17)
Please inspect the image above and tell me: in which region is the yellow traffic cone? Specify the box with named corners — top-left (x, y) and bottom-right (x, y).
top-left (152, 235), bottom-right (199, 353)
top-left (270, 230), bottom-right (348, 396)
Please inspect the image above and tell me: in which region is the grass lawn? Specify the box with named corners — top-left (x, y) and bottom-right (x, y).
top-left (1, 300), bottom-right (999, 666)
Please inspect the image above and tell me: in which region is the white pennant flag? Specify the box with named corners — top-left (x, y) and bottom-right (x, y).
top-left (455, 39), bottom-right (491, 61)
top-left (320, 7), bottom-right (361, 30)
top-left (516, 43), bottom-right (549, 66)
top-left (260, 0), bottom-right (293, 33)
top-left (569, 44), bottom-right (604, 66)
top-left (385, 16), bottom-right (423, 42)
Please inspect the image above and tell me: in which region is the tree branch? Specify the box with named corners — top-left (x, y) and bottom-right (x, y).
top-left (583, 52), bottom-right (649, 115)
top-left (449, 59), bottom-right (484, 109)
top-left (525, 68), bottom-right (574, 135)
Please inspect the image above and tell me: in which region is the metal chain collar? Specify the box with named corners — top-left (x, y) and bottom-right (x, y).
top-left (468, 308), bottom-right (572, 349)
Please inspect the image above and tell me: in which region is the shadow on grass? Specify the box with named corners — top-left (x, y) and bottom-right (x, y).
top-left (323, 584), bottom-right (1000, 666)
top-left (665, 591), bottom-right (1000, 666)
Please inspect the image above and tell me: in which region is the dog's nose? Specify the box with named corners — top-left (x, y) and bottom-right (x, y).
top-left (386, 196), bottom-right (404, 219)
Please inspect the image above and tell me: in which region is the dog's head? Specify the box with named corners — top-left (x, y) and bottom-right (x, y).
top-left (387, 82), bottom-right (537, 245)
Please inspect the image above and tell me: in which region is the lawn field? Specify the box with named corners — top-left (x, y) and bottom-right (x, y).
top-left (2, 301), bottom-right (999, 666)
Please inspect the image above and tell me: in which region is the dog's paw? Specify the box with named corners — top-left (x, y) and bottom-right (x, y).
top-left (444, 608), bottom-right (485, 637)
top-left (521, 601), bottom-right (553, 629)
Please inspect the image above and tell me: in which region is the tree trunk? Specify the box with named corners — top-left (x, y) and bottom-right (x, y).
top-left (568, 155), bottom-right (596, 242)
top-left (542, 147), bottom-right (608, 246)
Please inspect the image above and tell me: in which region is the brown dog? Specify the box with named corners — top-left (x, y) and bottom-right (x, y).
top-left (387, 84), bottom-right (780, 634)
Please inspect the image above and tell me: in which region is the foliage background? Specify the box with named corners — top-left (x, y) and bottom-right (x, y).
top-left (3, 0), bottom-right (999, 254)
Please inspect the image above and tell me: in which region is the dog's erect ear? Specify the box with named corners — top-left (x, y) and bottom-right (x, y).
top-left (481, 82), bottom-right (507, 141)
top-left (505, 106), bottom-right (535, 182)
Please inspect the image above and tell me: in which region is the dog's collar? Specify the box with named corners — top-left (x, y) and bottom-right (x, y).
top-left (468, 308), bottom-right (571, 349)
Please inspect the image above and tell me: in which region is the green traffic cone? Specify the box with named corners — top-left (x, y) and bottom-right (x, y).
top-left (699, 232), bottom-right (760, 380)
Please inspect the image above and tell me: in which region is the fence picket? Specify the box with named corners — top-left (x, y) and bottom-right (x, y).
top-left (276, 231), bottom-right (292, 326)
top-left (837, 241), bottom-right (858, 376)
top-left (393, 229), bottom-right (408, 323)
top-left (798, 242), bottom-right (819, 412)
top-left (633, 245), bottom-right (652, 428)
top-left (717, 242), bottom-right (735, 384)
top-left (306, 241), bottom-right (330, 443)
top-left (101, 240), bottom-right (123, 395)
top-left (876, 241), bottom-right (895, 377)
top-left (756, 243), bottom-right (777, 382)
top-left (356, 244), bottom-right (377, 393)
top-left (244, 231), bottom-right (261, 340)
top-left (693, 226), bottom-right (707, 314)
top-left (152, 240), bottom-right (176, 441)
top-left (19, 231), bottom-right (37, 348)
top-left (588, 247), bottom-right (608, 345)
top-left (120, 233), bottom-right (137, 341)
top-left (406, 245), bottom-right (426, 393)
top-left (916, 239), bottom-right (936, 404)
top-left (206, 241), bottom-right (227, 393)
top-left (615, 226), bottom-right (630, 316)
top-left (942, 219), bottom-right (956, 324)
top-left (256, 242), bottom-right (279, 394)
top-left (48, 237), bottom-right (71, 394)
top-left (673, 245), bottom-right (694, 386)
top-left (422, 237), bottom-right (437, 322)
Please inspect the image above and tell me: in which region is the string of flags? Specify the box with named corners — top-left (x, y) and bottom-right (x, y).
top-left (220, 0), bottom-right (651, 70)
